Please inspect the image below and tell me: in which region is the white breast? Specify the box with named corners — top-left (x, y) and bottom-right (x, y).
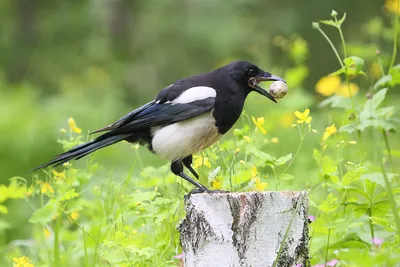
top-left (151, 111), bottom-right (222, 161)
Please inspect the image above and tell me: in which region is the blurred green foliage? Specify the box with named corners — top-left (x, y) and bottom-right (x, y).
top-left (1, 1), bottom-right (400, 266)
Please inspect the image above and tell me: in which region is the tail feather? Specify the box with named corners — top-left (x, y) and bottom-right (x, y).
top-left (31, 134), bottom-right (130, 171)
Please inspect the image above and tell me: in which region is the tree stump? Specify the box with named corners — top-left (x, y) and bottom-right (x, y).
top-left (178, 191), bottom-right (309, 267)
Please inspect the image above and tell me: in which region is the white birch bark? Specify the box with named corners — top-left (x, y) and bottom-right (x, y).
top-left (179, 191), bottom-right (309, 267)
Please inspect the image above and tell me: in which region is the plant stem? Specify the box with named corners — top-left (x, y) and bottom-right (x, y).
top-left (54, 210), bottom-right (62, 267)
top-left (325, 229), bottom-right (332, 264)
top-left (382, 129), bottom-right (394, 172)
top-left (389, 0), bottom-right (400, 72)
top-left (316, 27), bottom-right (344, 67)
top-left (381, 160), bottom-right (400, 232)
top-left (338, 26), bottom-right (347, 59)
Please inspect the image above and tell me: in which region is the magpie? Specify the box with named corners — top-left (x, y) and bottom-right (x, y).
top-left (33, 61), bottom-right (285, 192)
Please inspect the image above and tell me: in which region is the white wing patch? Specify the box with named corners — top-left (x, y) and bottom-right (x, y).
top-left (172, 86), bottom-right (216, 104)
top-left (151, 111), bottom-right (221, 161)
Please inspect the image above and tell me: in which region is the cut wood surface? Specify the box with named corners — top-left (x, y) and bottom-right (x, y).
top-left (179, 191), bottom-right (309, 267)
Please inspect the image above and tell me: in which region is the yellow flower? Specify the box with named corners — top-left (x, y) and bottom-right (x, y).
top-left (322, 124), bottom-right (337, 141)
top-left (193, 155), bottom-right (211, 168)
top-left (40, 182), bottom-right (54, 194)
top-left (68, 117), bottom-right (82, 134)
top-left (211, 180), bottom-right (222, 190)
top-left (336, 83), bottom-right (360, 97)
top-left (70, 211), bottom-right (79, 220)
top-left (316, 75), bottom-right (341, 97)
top-left (13, 256), bottom-right (34, 267)
top-left (294, 108), bottom-right (312, 124)
top-left (243, 136), bottom-right (251, 142)
top-left (386, 0), bottom-right (400, 14)
top-left (251, 116), bottom-right (267, 134)
top-left (235, 148), bottom-right (240, 155)
top-left (316, 75), bottom-right (360, 98)
top-left (44, 227), bottom-right (52, 238)
top-left (280, 113), bottom-right (294, 128)
top-left (271, 137), bottom-right (279, 144)
top-left (254, 177), bottom-right (268, 191)
top-left (369, 62), bottom-right (382, 79)
top-left (52, 170), bottom-right (65, 180)
top-left (251, 166), bottom-right (258, 177)
top-left (239, 160), bottom-right (245, 164)
top-left (348, 140), bottom-right (357, 145)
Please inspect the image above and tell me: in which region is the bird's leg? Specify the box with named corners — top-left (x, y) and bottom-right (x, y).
top-left (171, 161), bottom-right (210, 192)
top-left (182, 155), bottom-right (199, 179)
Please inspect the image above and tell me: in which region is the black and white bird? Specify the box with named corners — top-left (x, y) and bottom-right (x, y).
top-left (33, 61), bottom-right (285, 192)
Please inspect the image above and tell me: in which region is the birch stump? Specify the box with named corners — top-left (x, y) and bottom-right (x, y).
top-left (179, 191), bottom-right (309, 267)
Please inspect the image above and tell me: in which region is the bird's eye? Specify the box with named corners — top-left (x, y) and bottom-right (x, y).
top-left (247, 68), bottom-right (257, 77)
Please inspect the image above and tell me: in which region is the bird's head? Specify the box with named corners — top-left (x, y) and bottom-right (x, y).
top-left (228, 61), bottom-right (286, 103)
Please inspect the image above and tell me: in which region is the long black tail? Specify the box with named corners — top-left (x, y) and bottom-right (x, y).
top-left (31, 133), bottom-right (131, 171)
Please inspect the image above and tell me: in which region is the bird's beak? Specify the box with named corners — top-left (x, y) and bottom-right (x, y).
top-left (249, 72), bottom-right (286, 103)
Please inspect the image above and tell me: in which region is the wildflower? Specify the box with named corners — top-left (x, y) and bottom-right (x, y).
top-left (235, 148), bottom-right (240, 155)
top-left (254, 177), bottom-right (267, 191)
top-left (52, 170), bottom-right (65, 180)
top-left (386, 0), bottom-right (400, 14)
top-left (280, 113), bottom-right (294, 128)
top-left (70, 211), bottom-right (79, 220)
top-left (239, 160), bottom-right (245, 164)
top-left (252, 116), bottom-right (267, 134)
top-left (211, 180), bottom-right (222, 190)
top-left (62, 162), bottom-right (71, 168)
top-left (316, 75), bottom-right (359, 97)
top-left (44, 227), bottom-right (52, 238)
top-left (193, 155), bottom-right (211, 168)
top-left (322, 124), bottom-right (337, 141)
top-left (336, 83), bottom-right (360, 97)
top-left (372, 237), bottom-right (383, 246)
top-left (40, 182), bottom-right (54, 194)
top-left (294, 108), bottom-right (312, 124)
top-left (308, 215), bottom-right (316, 222)
top-left (13, 256), bottom-right (34, 267)
top-left (243, 136), bottom-right (251, 142)
top-left (316, 75), bottom-right (341, 97)
top-left (251, 166), bottom-right (258, 177)
top-left (271, 137), bottom-right (279, 144)
top-left (326, 259), bottom-right (339, 266)
top-left (174, 253), bottom-right (184, 267)
top-left (348, 140), bottom-right (357, 145)
top-left (68, 117), bottom-right (82, 134)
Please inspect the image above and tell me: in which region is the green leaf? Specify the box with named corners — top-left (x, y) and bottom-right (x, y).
top-left (318, 193), bottom-right (339, 213)
top-left (338, 12), bottom-right (347, 25)
top-left (208, 166), bottom-right (221, 182)
top-left (319, 19), bottom-right (337, 27)
top-left (274, 153), bottom-right (292, 166)
top-left (361, 172), bottom-right (399, 188)
top-left (319, 95), bottom-right (352, 109)
top-left (280, 173), bottom-right (295, 180)
top-left (374, 75), bottom-right (391, 90)
top-left (0, 205), bottom-right (8, 214)
top-left (343, 56), bottom-right (365, 76)
top-left (370, 216), bottom-right (394, 232)
top-left (321, 156), bottom-right (337, 174)
top-left (29, 201), bottom-right (58, 225)
top-left (59, 189), bottom-right (80, 201)
top-left (372, 88), bottom-right (388, 110)
top-left (341, 166), bottom-right (368, 187)
top-left (313, 149), bottom-right (321, 163)
top-left (247, 146), bottom-right (275, 163)
top-left (329, 233), bottom-right (371, 249)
